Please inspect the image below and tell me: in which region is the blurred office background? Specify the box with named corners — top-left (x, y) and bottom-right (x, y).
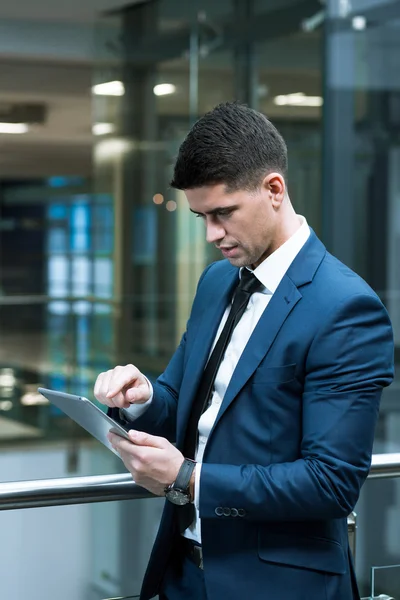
top-left (0, 0), bottom-right (399, 598)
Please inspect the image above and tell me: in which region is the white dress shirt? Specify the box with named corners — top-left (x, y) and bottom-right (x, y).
top-left (124, 216), bottom-right (310, 544)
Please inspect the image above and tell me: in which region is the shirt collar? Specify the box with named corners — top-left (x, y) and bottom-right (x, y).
top-left (241, 215), bottom-right (310, 295)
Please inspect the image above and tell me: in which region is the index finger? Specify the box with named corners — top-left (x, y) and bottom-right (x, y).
top-left (106, 364), bottom-right (141, 399)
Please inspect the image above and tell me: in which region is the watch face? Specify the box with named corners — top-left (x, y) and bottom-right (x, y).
top-left (166, 489), bottom-right (190, 506)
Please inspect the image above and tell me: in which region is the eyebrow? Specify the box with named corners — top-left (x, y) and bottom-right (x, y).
top-left (189, 205), bottom-right (238, 216)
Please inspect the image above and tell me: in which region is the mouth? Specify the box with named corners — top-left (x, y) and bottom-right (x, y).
top-left (219, 245), bottom-right (239, 258)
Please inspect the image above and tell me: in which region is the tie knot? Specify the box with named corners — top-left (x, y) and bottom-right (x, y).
top-left (237, 268), bottom-right (261, 295)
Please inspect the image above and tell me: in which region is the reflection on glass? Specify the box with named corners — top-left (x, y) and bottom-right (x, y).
top-left (94, 258), bottom-right (113, 298)
top-left (48, 255), bottom-right (69, 297)
top-left (48, 228), bottom-right (67, 253)
top-left (72, 256), bottom-right (91, 297)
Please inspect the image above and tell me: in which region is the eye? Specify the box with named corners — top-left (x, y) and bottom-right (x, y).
top-left (195, 213), bottom-right (205, 219)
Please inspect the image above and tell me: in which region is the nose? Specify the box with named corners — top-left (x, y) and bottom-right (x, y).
top-left (205, 219), bottom-right (225, 244)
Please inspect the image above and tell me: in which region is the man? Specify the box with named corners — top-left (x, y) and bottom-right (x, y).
top-left (94, 102), bottom-right (394, 600)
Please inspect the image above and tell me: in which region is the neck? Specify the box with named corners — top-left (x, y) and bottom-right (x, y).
top-left (271, 206), bottom-right (301, 253)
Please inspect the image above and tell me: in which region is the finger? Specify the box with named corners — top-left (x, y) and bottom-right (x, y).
top-left (127, 429), bottom-right (169, 449)
top-left (94, 371), bottom-right (106, 400)
top-left (108, 432), bottom-right (131, 448)
top-left (94, 371), bottom-right (115, 407)
top-left (96, 366), bottom-right (133, 409)
top-left (93, 373), bottom-right (101, 399)
top-left (106, 390), bottom-right (131, 409)
top-left (106, 365), bottom-right (141, 400)
top-left (125, 380), bottom-right (151, 404)
top-left (108, 433), bottom-right (145, 459)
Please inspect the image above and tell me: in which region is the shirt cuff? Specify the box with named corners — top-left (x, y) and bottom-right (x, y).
top-left (194, 462), bottom-right (201, 509)
top-left (121, 377), bottom-right (153, 421)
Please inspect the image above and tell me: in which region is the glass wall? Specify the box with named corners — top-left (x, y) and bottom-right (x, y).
top-left (91, 0), bottom-right (325, 594)
top-left (0, 14), bottom-right (127, 599)
top-left (325, 1), bottom-right (400, 596)
top-left (0, 180), bottom-right (119, 446)
top-left (0, 0), bottom-right (399, 598)
top-left (92, 0), bottom-right (323, 369)
top-left (92, 0), bottom-right (399, 597)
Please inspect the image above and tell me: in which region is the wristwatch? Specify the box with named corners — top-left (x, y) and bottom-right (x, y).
top-left (164, 458), bottom-right (196, 505)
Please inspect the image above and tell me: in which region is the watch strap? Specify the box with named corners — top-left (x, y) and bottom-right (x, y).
top-left (174, 458), bottom-right (196, 493)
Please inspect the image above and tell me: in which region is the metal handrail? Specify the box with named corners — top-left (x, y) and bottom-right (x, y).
top-left (369, 453), bottom-right (400, 479)
top-left (0, 473), bottom-right (147, 511)
top-left (0, 453), bottom-right (399, 512)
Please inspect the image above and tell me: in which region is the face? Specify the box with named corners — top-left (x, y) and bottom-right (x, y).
top-left (185, 176), bottom-right (285, 268)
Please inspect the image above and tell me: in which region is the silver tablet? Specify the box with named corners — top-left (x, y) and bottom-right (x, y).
top-left (38, 387), bottom-right (130, 456)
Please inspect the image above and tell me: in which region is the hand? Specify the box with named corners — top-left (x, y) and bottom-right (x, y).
top-left (94, 364), bottom-right (151, 409)
top-left (108, 430), bottom-right (185, 497)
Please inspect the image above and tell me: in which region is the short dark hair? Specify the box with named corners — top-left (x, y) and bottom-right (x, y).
top-left (170, 102), bottom-right (288, 192)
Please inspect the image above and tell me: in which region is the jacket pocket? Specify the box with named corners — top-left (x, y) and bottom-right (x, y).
top-left (252, 364), bottom-right (296, 385)
top-left (258, 531), bottom-right (347, 575)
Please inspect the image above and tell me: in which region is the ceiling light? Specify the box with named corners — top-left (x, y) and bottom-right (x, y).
top-left (93, 123), bottom-right (115, 136)
top-left (21, 392), bottom-right (49, 406)
top-left (0, 122), bottom-right (29, 134)
top-left (274, 93), bottom-right (323, 107)
top-left (0, 401), bottom-right (13, 411)
top-left (92, 80), bottom-right (125, 96)
top-left (153, 83), bottom-right (176, 96)
top-left (95, 138), bottom-right (132, 160)
top-left (352, 16), bottom-right (366, 30)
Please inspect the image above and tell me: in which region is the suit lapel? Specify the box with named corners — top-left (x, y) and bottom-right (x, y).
top-left (176, 266), bottom-right (238, 445)
top-left (176, 230), bottom-right (326, 446)
top-left (208, 230), bottom-right (326, 437)
top-left (210, 275), bottom-right (302, 433)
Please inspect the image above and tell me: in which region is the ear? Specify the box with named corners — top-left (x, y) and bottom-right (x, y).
top-left (262, 172), bottom-right (286, 207)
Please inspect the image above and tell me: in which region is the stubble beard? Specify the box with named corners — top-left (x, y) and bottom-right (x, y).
top-left (225, 246), bottom-right (261, 268)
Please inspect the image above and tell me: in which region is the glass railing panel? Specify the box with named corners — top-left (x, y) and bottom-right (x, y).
top-left (369, 564), bottom-right (400, 600)
top-left (355, 472), bottom-right (400, 599)
top-left (0, 501), bottom-right (120, 600)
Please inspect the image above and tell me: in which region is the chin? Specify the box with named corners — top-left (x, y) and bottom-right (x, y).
top-left (227, 257), bottom-right (251, 267)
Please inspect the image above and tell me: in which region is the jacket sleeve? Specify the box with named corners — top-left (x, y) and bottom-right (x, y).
top-left (199, 292), bottom-right (394, 521)
top-left (111, 332), bottom-right (187, 442)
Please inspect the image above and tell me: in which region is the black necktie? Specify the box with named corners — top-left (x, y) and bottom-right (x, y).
top-left (183, 268), bottom-right (262, 460)
top-left (178, 269), bottom-right (262, 532)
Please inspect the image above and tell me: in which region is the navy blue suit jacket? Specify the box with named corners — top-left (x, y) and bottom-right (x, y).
top-left (113, 231), bottom-right (394, 600)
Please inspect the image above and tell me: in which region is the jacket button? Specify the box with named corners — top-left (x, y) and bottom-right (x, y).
top-left (238, 509), bottom-right (246, 517)
top-left (215, 507), bottom-right (224, 517)
top-left (231, 508), bottom-right (238, 517)
top-left (223, 507), bottom-right (231, 517)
